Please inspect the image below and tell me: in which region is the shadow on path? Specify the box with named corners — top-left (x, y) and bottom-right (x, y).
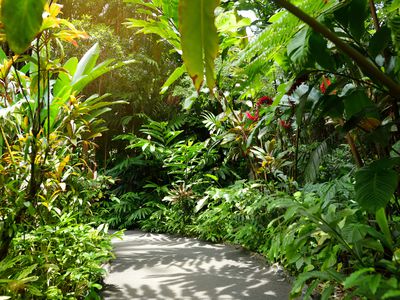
top-left (102, 230), bottom-right (291, 300)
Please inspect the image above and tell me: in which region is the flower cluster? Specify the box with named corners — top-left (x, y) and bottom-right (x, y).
top-left (279, 119), bottom-right (291, 129)
top-left (246, 111), bottom-right (259, 121)
top-left (245, 96), bottom-right (273, 122)
top-left (320, 77), bottom-right (332, 94)
top-left (257, 96), bottom-right (273, 106)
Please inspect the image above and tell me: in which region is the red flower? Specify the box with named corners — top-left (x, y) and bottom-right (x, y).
top-left (246, 111), bottom-right (259, 121)
top-left (257, 96), bottom-right (273, 106)
top-left (279, 119), bottom-right (291, 129)
top-left (320, 77), bottom-right (331, 94)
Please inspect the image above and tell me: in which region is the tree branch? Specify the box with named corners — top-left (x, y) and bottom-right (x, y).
top-left (272, 0), bottom-right (400, 97)
top-left (369, 0), bottom-right (380, 31)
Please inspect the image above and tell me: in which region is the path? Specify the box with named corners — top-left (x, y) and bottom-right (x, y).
top-left (102, 230), bottom-right (291, 300)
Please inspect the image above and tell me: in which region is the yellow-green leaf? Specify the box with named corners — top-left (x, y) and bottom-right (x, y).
top-left (1, 0), bottom-right (46, 54)
top-left (160, 64), bottom-right (186, 94)
top-left (179, 0), bottom-right (219, 91)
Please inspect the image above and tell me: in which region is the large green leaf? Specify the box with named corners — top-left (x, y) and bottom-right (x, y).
top-left (341, 223), bottom-right (370, 243)
top-left (215, 10), bottom-right (251, 33)
top-left (72, 59), bottom-right (133, 93)
top-left (288, 27), bottom-right (334, 70)
top-left (369, 25), bottom-right (391, 57)
top-left (71, 43), bottom-right (101, 84)
top-left (348, 0), bottom-right (368, 40)
top-left (287, 27), bottom-right (310, 67)
top-left (343, 89), bottom-right (379, 119)
top-left (69, 43), bottom-right (135, 93)
top-left (343, 268), bottom-right (375, 289)
top-left (333, 0), bottom-right (360, 37)
top-left (308, 31), bottom-right (335, 70)
top-left (53, 57), bottom-right (78, 96)
top-left (355, 160), bottom-right (399, 212)
top-left (179, 0), bottom-right (220, 91)
top-left (162, 0), bottom-right (179, 25)
top-left (1, 0), bottom-right (46, 54)
top-left (304, 140), bottom-right (328, 183)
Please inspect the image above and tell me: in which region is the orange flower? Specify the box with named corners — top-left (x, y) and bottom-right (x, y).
top-left (320, 77), bottom-right (331, 94)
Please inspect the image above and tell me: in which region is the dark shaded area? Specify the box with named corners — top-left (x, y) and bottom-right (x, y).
top-left (102, 231), bottom-right (291, 300)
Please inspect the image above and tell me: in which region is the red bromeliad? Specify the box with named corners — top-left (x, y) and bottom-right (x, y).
top-left (246, 111), bottom-right (259, 121)
top-left (257, 96), bottom-right (273, 106)
top-left (245, 96), bottom-right (273, 122)
top-left (279, 119), bottom-right (291, 129)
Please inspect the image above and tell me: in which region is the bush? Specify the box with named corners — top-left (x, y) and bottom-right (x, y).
top-left (0, 217), bottom-right (120, 299)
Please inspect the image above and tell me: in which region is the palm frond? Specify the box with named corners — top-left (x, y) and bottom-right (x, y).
top-left (230, 0), bottom-right (340, 95)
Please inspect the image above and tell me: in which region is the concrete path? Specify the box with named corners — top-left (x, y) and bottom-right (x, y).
top-left (102, 230), bottom-right (291, 300)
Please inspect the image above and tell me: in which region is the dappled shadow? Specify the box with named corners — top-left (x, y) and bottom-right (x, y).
top-left (102, 231), bottom-right (291, 300)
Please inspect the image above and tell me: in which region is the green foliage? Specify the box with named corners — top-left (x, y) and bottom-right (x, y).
top-left (124, 0), bottom-right (181, 52)
top-left (355, 159), bottom-right (399, 213)
top-left (0, 2), bottom-right (123, 299)
top-left (1, 0), bottom-right (46, 53)
top-left (60, 0), bottom-right (183, 169)
top-left (179, 0), bottom-right (220, 91)
top-left (194, 180), bottom-right (276, 245)
top-left (104, 192), bottom-right (158, 229)
top-left (103, 116), bottom-right (221, 228)
top-left (0, 219), bottom-right (119, 299)
top-left (47, 1), bottom-right (400, 299)
top-left (112, 1), bottom-right (400, 299)
top-left (266, 177), bottom-right (400, 299)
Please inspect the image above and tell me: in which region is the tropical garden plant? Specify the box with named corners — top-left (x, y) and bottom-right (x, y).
top-left (0, 1), bottom-right (125, 298)
top-left (102, 0), bottom-right (400, 299)
top-left (1, 0), bottom-right (400, 299)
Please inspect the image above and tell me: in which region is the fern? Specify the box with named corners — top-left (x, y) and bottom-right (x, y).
top-left (230, 0), bottom-right (340, 95)
top-left (202, 111), bottom-right (222, 135)
top-left (167, 114), bottom-right (186, 131)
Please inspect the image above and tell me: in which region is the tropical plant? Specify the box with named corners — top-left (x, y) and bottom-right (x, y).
top-left (0, 218), bottom-right (119, 299)
top-left (0, 1), bottom-right (127, 298)
top-left (124, 1), bottom-right (400, 299)
top-left (265, 175), bottom-right (400, 299)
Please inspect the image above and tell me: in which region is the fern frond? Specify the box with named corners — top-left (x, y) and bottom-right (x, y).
top-left (167, 114), bottom-right (186, 130)
top-left (202, 111), bottom-right (223, 135)
top-left (231, 0), bottom-right (340, 95)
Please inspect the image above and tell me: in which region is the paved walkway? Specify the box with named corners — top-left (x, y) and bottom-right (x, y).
top-left (102, 230), bottom-right (291, 300)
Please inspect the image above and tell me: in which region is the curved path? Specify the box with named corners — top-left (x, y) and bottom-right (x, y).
top-left (102, 230), bottom-right (291, 300)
